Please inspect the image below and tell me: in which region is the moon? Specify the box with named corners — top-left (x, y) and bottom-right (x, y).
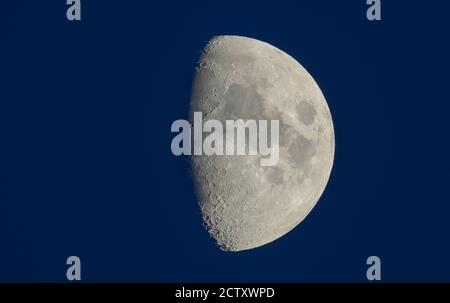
top-left (190, 35), bottom-right (335, 251)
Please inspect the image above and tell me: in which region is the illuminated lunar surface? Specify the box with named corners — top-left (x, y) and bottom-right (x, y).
top-left (190, 35), bottom-right (335, 251)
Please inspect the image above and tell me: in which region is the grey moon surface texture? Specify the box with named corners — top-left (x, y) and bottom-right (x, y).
top-left (190, 35), bottom-right (335, 251)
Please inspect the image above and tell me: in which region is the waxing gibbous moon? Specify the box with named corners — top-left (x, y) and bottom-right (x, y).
top-left (190, 35), bottom-right (335, 251)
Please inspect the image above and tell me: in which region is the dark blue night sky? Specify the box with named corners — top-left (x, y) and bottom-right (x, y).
top-left (0, 1), bottom-right (449, 282)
